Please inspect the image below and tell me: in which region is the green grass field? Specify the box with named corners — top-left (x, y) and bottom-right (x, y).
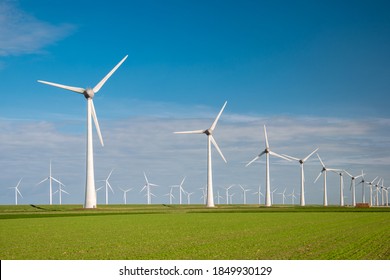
top-left (0, 204), bottom-right (389, 260)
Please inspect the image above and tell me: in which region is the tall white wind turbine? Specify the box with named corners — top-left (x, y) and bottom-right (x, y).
top-left (357, 170), bottom-right (366, 203)
top-left (239, 185), bottom-right (251, 204)
top-left (253, 185), bottom-right (264, 205)
top-left (246, 125), bottom-right (291, 207)
top-left (222, 185), bottom-right (234, 204)
top-left (314, 154), bottom-right (339, 206)
top-left (53, 180), bottom-right (69, 205)
top-left (375, 179), bottom-right (382, 206)
top-left (38, 55), bottom-right (128, 208)
top-left (174, 101), bottom-right (227, 207)
top-left (37, 161), bottom-right (64, 205)
top-left (283, 148), bottom-right (319, 206)
top-left (9, 178), bottom-right (23, 205)
top-left (344, 171), bottom-right (364, 207)
top-left (141, 172), bottom-right (158, 205)
top-left (171, 177), bottom-right (186, 205)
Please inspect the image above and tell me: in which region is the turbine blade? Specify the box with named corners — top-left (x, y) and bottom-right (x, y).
top-left (143, 172), bottom-right (149, 184)
top-left (174, 130), bottom-right (205, 134)
top-left (51, 177), bottom-right (65, 186)
top-left (107, 169), bottom-right (114, 180)
top-left (263, 125), bottom-right (269, 149)
top-left (210, 101), bottom-right (227, 131)
top-left (316, 153), bottom-right (325, 168)
top-left (62, 190), bottom-right (70, 195)
top-left (93, 55), bottom-right (128, 93)
top-left (269, 150), bottom-right (292, 161)
top-left (314, 171), bottom-right (322, 183)
top-left (36, 177), bottom-right (48, 185)
top-left (344, 170), bottom-right (352, 178)
top-left (246, 155), bottom-right (260, 167)
top-left (16, 178), bottom-right (23, 188)
top-left (91, 100), bottom-right (104, 147)
top-left (107, 182), bottom-right (114, 193)
top-left (37, 80), bottom-right (85, 94)
top-left (303, 148), bottom-right (319, 162)
top-left (282, 154), bottom-right (299, 161)
top-left (210, 135), bottom-right (227, 163)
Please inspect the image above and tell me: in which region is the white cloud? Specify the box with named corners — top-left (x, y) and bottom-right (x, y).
top-left (0, 0), bottom-right (74, 56)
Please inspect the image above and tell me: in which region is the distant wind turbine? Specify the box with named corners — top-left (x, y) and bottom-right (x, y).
top-left (164, 187), bottom-right (175, 204)
top-left (314, 154), bottom-right (339, 206)
top-left (375, 178), bottom-right (382, 206)
top-left (38, 55), bottom-right (127, 208)
top-left (222, 185), bottom-right (234, 204)
top-left (9, 178), bottom-right (23, 205)
top-left (366, 177), bottom-right (378, 206)
top-left (37, 160), bottom-right (64, 205)
top-left (185, 191), bottom-right (194, 204)
top-left (53, 180), bottom-right (69, 205)
top-left (283, 148), bottom-right (319, 206)
top-left (344, 170), bottom-right (364, 207)
top-left (174, 101), bottom-right (227, 207)
top-left (120, 187), bottom-right (132, 204)
top-left (277, 188), bottom-right (287, 205)
top-left (287, 189), bottom-right (297, 205)
top-left (357, 170), bottom-right (367, 203)
top-left (141, 172), bottom-right (158, 205)
top-left (332, 170), bottom-right (345, 207)
top-left (98, 169), bottom-right (114, 205)
top-left (271, 188), bottom-right (278, 205)
top-left (246, 125), bottom-right (292, 207)
top-left (239, 185), bottom-right (251, 204)
top-left (253, 185), bottom-right (264, 205)
top-left (171, 177), bottom-right (186, 205)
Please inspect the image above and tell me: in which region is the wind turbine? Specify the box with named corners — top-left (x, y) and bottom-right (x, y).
top-left (222, 185), bottom-right (234, 204)
top-left (366, 176), bottom-right (378, 206)
top-left (174, 101), bottom-right (227, 207)
top-left (9, 178), bottom-right (23, 205)
top-left (171, 177), bottom-right (186, 205)
top-left (185, 191), bottom-right (194, 204)
top-left (344, 170), bottom-right (364, 207)
top-left (38, 55), bottom-right (128, 208)
top-left (375, 178), bottom-right (382, 206)
top-left (246, 125), bottom-right (292, 207)
top-left (37, 160), bottom-right (64, 205)
top-left (314, 154), bottom-right (339, 206)
top-left (357, 170), bottom-right (367, 203)
top-left (277, 188), bottom-right (287, 205)
top-left (98, 169), bottom-right (114, 205)
top-left (283, 148), bottom-right (319, 206)
top-left (120, 187), bottom-right (132, 204)
top-left (287, 189), bottom-right (297, 205)
top-left (332, 170), bottom-right (345, 207)
top-left (141, 172), bottom-right (158, 205)
top-left (164, 187), bottom-right (175, 204)
top-left (53, 180), bottom-right (69, 205)
top-left (217, 190), bottom-right (223, 204)
top-left (380, 179), bottom-right (386, 206)
top-left (271, 188), bottom-right (278, 205)
top-left (239, 185), bottom-right (251, 204)
top-left (253, 185), bottom-right (264, 205)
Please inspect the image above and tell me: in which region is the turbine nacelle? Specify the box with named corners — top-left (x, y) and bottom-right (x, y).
top-left (84, 88), bottom-right (95, 99)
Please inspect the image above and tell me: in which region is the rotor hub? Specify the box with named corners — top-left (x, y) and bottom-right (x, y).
top-left (84, 88), bottom-right (95, 99)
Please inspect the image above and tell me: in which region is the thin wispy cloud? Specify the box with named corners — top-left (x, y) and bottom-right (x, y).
top-left (0, 0), bottom-right (74, 56)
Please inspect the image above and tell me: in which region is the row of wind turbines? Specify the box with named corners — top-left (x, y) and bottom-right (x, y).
top-left (30, 55), bottom-right (389, 208)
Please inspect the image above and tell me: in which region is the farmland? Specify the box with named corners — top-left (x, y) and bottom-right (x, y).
top-left (0, 204), bottom-right (389, 260)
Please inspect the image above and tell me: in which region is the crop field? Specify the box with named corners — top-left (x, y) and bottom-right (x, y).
top-left (0, 204), bottom-right (389, 260)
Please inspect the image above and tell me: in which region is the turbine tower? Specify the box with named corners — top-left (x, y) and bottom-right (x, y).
top-left (239, 185), bottom-right (251, 204)
top-left (38, 55), bottom-right (127, 208)
top-left (332, 170), bottom-right (345, 206)
top-left (366, 177), bottom-right (378, 206)
top-left (246, 125), bottom-right (291, 207)
top-left (314, 154), bottom-right (339, 206)
top-left (171, 177), bottom-right (186, 205)
top-left (53, 180), bottom-right (69, 205)
top-left (283, 148), bottom-right (319, 206)
top-left (174, 101), bottom-right (227, 207)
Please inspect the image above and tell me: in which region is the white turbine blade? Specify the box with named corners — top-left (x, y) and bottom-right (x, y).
top-left (36, 177), bottom-right (48, 185)
top-left (37, 80), bottom-right (85, 94)
top-left (140, 185), bottom-right (147, 192)
top-left (174, 130), bottom-right (205, 134)
top-left (269, 150), bottom-right (292, 161)
top-left (91, 100), bottom-right (104, 147)
top-left (143, 172), bottom-right (149, 184)
top-left (344, 170), bottom-right (352, 178)
top-left (51, 177), bottom-right (65, 186)
top-left (16, 188), bottom-right (23, 197)
top-left (246, 153), bottom-right (263, 167)
top-left (149, 183), bottom-right (159, 187)
top-left (61, 189), bottom-right (70, 195)
top-left (303, 148), bottom-right (319, 162)
top-left (314, 171), bottom-right (322, 183)
top-left (16, 178), bottom-right (23, 188)
top-left (282, 154), bottom-right (299, 161)
top-left (210, 135), bottom-right (227, 163)
top-left (210, 101), bottom-right (227, 131)
top-left (107, 169), bottom-right (114, 180)
top-left (107, 182), bottom-right (114, 193)
top-left (355, 173), bottom-right (365, 179)
top-left (316, 153), bottom-right (325, 168)
top-left (180, 177), bottom-right (186, 187)
top-left (263, 125), bottom-right (269, 149)
top-left (93, 55), bottom-right (128, 93)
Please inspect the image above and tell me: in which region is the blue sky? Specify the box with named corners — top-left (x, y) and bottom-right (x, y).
top-left (1, 0), bottom-right (390, 205)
